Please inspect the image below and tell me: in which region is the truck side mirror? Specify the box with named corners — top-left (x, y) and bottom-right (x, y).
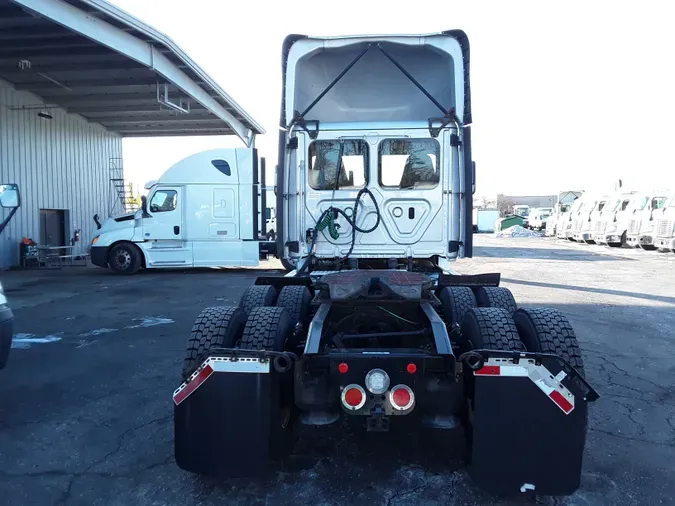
top-left (141, 195), bottom-right (149, 217)
top-left (0, 184), bottom-right (20, 209)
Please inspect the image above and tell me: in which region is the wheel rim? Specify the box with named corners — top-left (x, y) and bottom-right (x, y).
top-left (114, 249), bottom-right (131, 270)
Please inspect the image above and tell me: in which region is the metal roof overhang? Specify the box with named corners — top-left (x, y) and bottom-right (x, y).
top-left (0, 0), bottom-right (264, 145)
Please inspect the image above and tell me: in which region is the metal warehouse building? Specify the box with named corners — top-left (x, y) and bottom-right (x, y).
top-left (0, 0), bottom-right (263, 268)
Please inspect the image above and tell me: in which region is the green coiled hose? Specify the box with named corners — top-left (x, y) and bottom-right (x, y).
top-left (316, 209), bottom-right (340, 240)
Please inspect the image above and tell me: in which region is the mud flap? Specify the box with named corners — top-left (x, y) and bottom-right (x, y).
top-left (467, 355), bottom-right (598, 496)
top-left (173, 357), bottom-right (277, 476)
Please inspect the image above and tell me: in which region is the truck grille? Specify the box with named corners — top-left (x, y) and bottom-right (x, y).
top-left (592, 220), bottom-right (604, 233)
top-left (657, 219), bottom-right (673, 238)
top-left (628, 219), bottom-right (640, 235)
top-left (574, 219), bottom-right (583, 232)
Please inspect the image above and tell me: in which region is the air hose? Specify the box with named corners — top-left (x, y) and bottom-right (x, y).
top-left (296, 187), bottom-right (381, 275)
top-left (316, 210), bottom-right (340, 240)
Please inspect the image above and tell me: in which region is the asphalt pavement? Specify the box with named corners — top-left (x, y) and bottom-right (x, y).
top-left (1, 237), bottom-right (674, 506)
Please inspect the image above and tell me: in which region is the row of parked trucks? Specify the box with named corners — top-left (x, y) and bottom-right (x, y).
top-left (545, 189), bottom-right (675, 251)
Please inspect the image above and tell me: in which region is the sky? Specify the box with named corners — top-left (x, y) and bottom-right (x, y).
top-left (112, 0), bottom-right (674, 198)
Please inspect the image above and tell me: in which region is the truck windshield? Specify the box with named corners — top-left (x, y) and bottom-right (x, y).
top-left (605, 199), bottom-right (621, 212)
top-left (308, 140), bottom-right (368, 190)
top-left (630, 197), bottom-right (648, 211)
top-left (379, 139), bottom-right (440, 189)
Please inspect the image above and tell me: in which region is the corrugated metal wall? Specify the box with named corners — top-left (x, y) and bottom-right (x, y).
top-left (0, 78), bottom-right (122, 268)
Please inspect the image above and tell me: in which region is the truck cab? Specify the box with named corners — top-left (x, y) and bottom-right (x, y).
top-left (558, 197), bottom-right (583, 239)
top-left (626, 192), bottom-right (670, 249)
top-left (593, 192), bottom-right (636, 246)
top-left (90, 149), bottom-right (270, 274)
top-left (529, 207), bottom-right (552, 231)
top-left (572, 195), bottom-right (607, 243)
top-left (276, 32), bottom-right (473, 271)
top-left (546, 191), bottom-right (583, 237)
top-left (654, 192), bottom-right (675, 252)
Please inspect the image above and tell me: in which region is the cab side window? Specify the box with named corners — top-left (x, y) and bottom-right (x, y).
top-left (651, 197), bottom-right (667, 210)
top-left (150, 190), bottom-right (177, 213)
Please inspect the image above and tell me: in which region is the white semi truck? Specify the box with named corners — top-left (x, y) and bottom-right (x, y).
top-left (625, 191), bottom-right (670, 250)
top-left (172, 30), bottom-right (598, 497)
top-left (654, 192), bottom-right (675, 252)
top-left (547, 190), bottom-right (583, 238)
top-left (89, 149), bottom-right (275, 274)
top-left (593, 191), bottom-right (637, 247)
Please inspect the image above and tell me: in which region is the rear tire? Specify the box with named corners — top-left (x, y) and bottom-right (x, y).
top-left (276, 285), bottom-right (311, 325)
top-left (239, 307), bottom-right (295, 458)
top-left (513, 308), bottom-right (585, 377)
top-left (182, 306), bottom-right (246, 379)
top-left (461, 308), bottom-right (525, 351)
top-left (474, 287), bottom-right (517, 314)
top-left (239, 285), bottom-right (277, 316)
top-left (240, 306), bottom-right (292, 351)
top-left (108, 242), bottom-right (141, 275)
top-left (439, 286), bottom-right (477, 328)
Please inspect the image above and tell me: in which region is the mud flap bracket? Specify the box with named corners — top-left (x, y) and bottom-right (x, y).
top-left (465, 352), bottom-right (598, 496)
top-left (174, 356), bottom-right (278, 476)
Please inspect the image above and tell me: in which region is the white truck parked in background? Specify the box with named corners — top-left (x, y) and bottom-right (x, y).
top-left (572, 195), bottom-right (606, 243)
top-left (546, 191), bottom-right (583, 237)
top-left (528, 207), bottom-right (552, 231)
top-left (654, 192), bottom-right (675, 252)
top-left (558, 197), bottom-right (584, 239)
top-left (626, 191), bottom-right (670, 250)
top-left (90, 149), bottom-right (275, 274)
top-left (593, 192), bottom-right (637, 247)
top-left (511, 205), bottom-right (530, 227)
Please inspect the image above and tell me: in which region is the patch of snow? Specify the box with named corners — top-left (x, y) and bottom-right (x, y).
top-left (12, 333), bottom-right (62, 349)
top-left (78, 328), bottom-right (117, 337)
top-left (127, 317), bottom-right (174, 329)
top-left (495, 225), bottom-right (543, 238)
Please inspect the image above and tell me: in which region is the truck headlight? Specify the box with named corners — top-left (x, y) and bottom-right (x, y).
top-left (91, 236), bottom-right (99, 245)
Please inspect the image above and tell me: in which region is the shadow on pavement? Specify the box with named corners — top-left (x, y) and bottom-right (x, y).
top-left (504, 277), bottom-right (675, 306)
top-left (474, 246), bottom-right (631, 262)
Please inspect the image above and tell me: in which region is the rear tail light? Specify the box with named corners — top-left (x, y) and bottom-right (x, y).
top-left (389, 385), bottom-right (415, 411)
top-left (341, 384), bottom-right (366, 410)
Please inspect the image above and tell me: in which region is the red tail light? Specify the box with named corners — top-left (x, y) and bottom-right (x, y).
top-left (341, 384), bottom-right (366, 410)
top-left (389, 385), bottom-right (414, 411)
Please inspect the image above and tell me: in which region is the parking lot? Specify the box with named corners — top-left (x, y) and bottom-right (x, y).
top-left (1, 235), bottom-right (674, 506)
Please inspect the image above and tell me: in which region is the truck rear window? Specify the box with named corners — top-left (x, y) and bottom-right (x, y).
top-left (308, 140), bottom-right (368, 190)
top-left (378, 139), bottom-right (440, 189)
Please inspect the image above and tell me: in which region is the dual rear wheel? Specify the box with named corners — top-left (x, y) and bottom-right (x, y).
top-left (439, 285), bottom-right (584, 375)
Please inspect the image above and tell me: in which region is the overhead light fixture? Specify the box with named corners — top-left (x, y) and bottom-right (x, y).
top-left (37, 111), bottom-right (53, 120)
